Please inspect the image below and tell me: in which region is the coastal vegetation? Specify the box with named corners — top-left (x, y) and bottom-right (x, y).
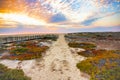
top-left (0, 64), bottom-right (30, 80)
top-left (68, 42), bottom-right (96, 49)
top-left (66, 32), bottom-right (120, 50)
top-left (66, 32), bottom-right (120, 40)
top-left (66, 33), bottom-right (120, 80)
top-left (1, 41), bottom-right (49, 60)
top-left (0, 48), bottom-right (5, 53)
top-left (41, 35), bottom-right (58, 41)
top-left (77, 50), bottom-right (120, 80)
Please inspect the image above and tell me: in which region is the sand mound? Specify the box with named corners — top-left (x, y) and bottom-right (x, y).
top-left (0, 34), bottom-right (90, 80)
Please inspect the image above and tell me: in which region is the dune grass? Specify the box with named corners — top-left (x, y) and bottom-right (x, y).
top-left (68, 42), bottom-right (96, 49)
top-left (77, 50), bottom-right (120, 80)
top-left (0, 64), bottom-right (31, 80)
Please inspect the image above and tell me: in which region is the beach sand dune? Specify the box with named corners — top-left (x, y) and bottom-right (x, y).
top-left (0, 34), bottom-right (90, 80)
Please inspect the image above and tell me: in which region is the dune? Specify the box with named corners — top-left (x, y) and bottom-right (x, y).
top-left (0, 34), bottom-right (90, 80)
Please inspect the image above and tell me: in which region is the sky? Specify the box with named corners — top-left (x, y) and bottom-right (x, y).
top-left (0, 0), bottom-right (120, 34)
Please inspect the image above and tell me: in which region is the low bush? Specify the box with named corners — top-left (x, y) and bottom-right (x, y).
top-left (68, 42), bottom-right (96, 49)
top-left (10, 47), bottom-right (28, 55)
top-left (77, 50), bottom-right (120, 80)
top-left (0, 64), bottom-right (30, 80)
top-left (2, 41), bottom-right (49, 60)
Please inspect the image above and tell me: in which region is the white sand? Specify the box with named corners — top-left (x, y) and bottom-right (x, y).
top-left (0, 34), bottom-right (90, 80)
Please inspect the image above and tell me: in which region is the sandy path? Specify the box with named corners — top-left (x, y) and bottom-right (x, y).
top-left (0, 34), bottom-right (90, 80)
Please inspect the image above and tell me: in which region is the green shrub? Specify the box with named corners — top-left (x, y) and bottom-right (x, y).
top-left (10, 47), bottom-right (28, 55)
top-left (97, 67), bottom-right (120, 80)
top-left (0, 64), bottom-right (30, 80)
top-left (68, 42), bottom-right (96, 49)
top-left (77, 50), bottom-right (120, 80)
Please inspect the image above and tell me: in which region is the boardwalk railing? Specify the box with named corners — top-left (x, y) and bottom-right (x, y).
top-left (0, 35), bottom-right (42, 44)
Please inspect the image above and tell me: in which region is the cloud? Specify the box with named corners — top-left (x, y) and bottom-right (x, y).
top-left (81, 18), bottom-right (100, 26)
top-left (0, 0), bottom-right (120, 33)
top-left (0, 0), bottom-right (4, 7)
top-left (81, 11), bottom-right (120, 26)
top-left (92, 13), bottom-right (120, 27)
top-left (50, 13), bottom-right (67, 23)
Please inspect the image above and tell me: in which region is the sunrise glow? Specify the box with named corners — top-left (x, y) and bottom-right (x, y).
top-left (0, 0), bottom-right (120, 33)
top-left (0, 13), bottom-right (47, 26)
